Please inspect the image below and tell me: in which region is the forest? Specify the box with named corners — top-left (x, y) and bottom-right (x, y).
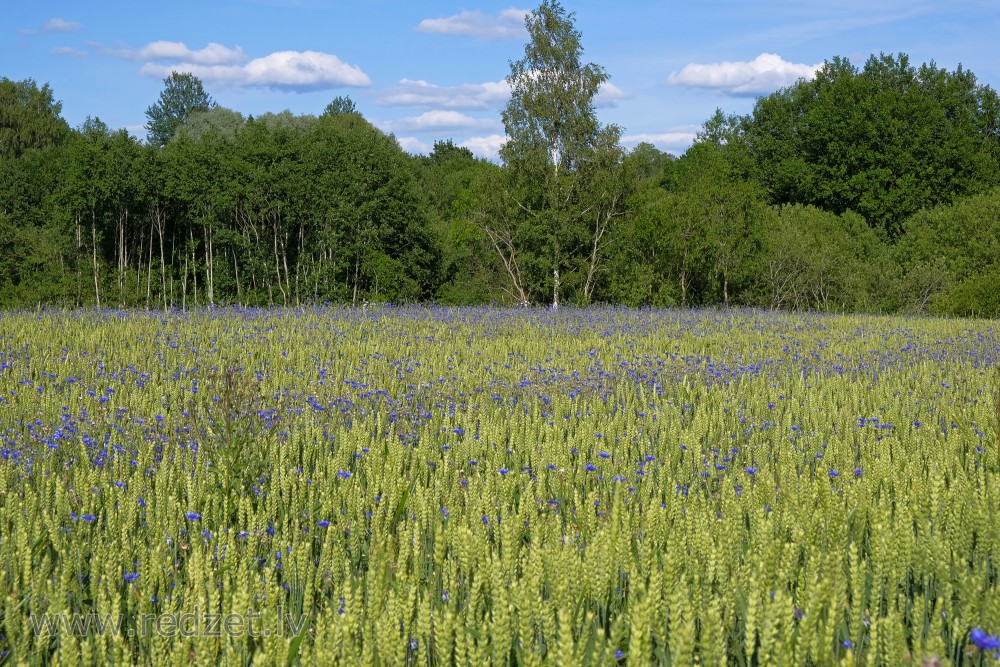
top-left (1, 4), bottom-right (999, 316)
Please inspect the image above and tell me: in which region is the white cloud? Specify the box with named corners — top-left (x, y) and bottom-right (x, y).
top-left (621, 131), bottom-right (699, 155)
top-left (595, 82), bottom-right (628, 108)
top-left (396, 137), bottom-right (431, 155)
top-left (460, 134), bottom-right (507, 159)
top-left (379, 78), bottom-right (510, 110)
top-left (138, 47), bottom-right (371, 91)
top-left (416, 8), bottom-right (529, 40)
top-left (44, 18), bottom-right (81, 33)
top-left (379, 110), bottom-right (498, 133)
top-left (51, 46), bottom-right (88, 58)
top-left (667, 53), bottom-right (821, 95)
top-left (19, 17), bottom-right (81, 35)
top-left (243, 51), bottom-right (370, 89)
top-left (138, 41), bottom-right (245, 66)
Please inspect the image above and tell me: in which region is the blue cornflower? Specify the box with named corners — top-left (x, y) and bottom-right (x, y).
top-left (598, 451), bottom-right (610, 459)
top-left (828, 470), bottom-right (839, 478)
top-left (185, 512), bottom-right (201, 521)
top-left (971, 628), bottom-right (1000, 651)
top-left (82, 514), bottom-right (96, 522)
top-left (337, 470), bottom-right (351, 479)
top-left (842, 640), bottom-right (852, 649)
top-left (123, 572), bottom-right (139, 583)
top-left (498, 468), bottom-right (509, 475)
top-left (745, 467), bottom-right (758, 475)
top-left (585, 463), bottom-right (597, 472)
top-left (317, 520), bottom-right (330, 528)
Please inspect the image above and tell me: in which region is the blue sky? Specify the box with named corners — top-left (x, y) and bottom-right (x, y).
top-left (4, 1), bottom-right (999, 158)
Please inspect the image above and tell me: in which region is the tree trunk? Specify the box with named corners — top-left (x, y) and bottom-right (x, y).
top-left (91, 212), bottom-right (101, 309)
top-left (233, 248), bottom-right (242, 304)
top-left (146, 222), bottom-right (154, 308)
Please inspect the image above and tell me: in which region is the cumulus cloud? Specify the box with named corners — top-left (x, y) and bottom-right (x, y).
top-left (19, 17), bottom-right (82, 35)
top-left (132, 42), bottom-right (370, 91)
top-left (595, 82), bottom-right (628, 108)
top-left (395, 137), bottom-right (432, 155)
top-left (379, 78), bottom-right (510, 109)
top-left (621, 130), bottom-right (699, 155)
top-left (668, 53), bottom-right (822, 96)
top-left (379, 110), bottom-right (499, 133)
top-left (460, 134), bottom-right (507, 159)
top-left (138, 41), bottom-right (245, 66)
top-left (416, 8), bottom-right (529, 40)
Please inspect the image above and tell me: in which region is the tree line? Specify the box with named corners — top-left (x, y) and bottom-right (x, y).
top-left (2, 1), bottom-right (999, 316)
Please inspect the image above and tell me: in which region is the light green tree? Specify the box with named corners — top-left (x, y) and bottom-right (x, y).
top-left (322, 95), bottom-right (358, 117)
top-left (482, 0), bottom-right (625, 305)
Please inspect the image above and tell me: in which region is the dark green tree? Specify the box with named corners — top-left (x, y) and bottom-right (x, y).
top-left (737, 53), bottom-right (1000, 239)
top-left (0, 77), bottom-right (70, 159)
top-left (418, 141), bottom-right (499, 304)
top-left (144, 72), bottom-right (216, 147)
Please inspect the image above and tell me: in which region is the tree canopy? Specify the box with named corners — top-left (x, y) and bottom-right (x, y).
top-left (733, 53), bottom-right (1000, 239)
top-left (484, 0), bottom-right (626, 306)
top-left (144, 72), bottom-right (216, 147)
top-left (1, 8), bottom-right (999, 316)
top-left (0, 77), bottom-right (69, 159)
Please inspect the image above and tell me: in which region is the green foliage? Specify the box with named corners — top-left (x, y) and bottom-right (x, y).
top-left (501, 0), bottom-right (608, 171)
top-left (895, 186), bottom-right (1000, 315)
top-left (145, 72), bottom-right (216, 147)
top-left (737, 53), bottom-right (1000, 239)
top-left (321, 95), bottom-right (358, 117)
top-left (0, 77), bottom-right (70, 159)
top-left (937, 267), bottom-right (1000, 318)
top-left (418, 141), bottom-right (501, 304)
top-left (484, 0), bottom-right (627, 306)
top-left (174, 107), bottom-right (246, 142)
top-left (4, 42), bottom-right (1000, 316)
top-left (761, 205), bottom-right (889, 312)
top-left (610, 143), bottom-right (767, 308)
